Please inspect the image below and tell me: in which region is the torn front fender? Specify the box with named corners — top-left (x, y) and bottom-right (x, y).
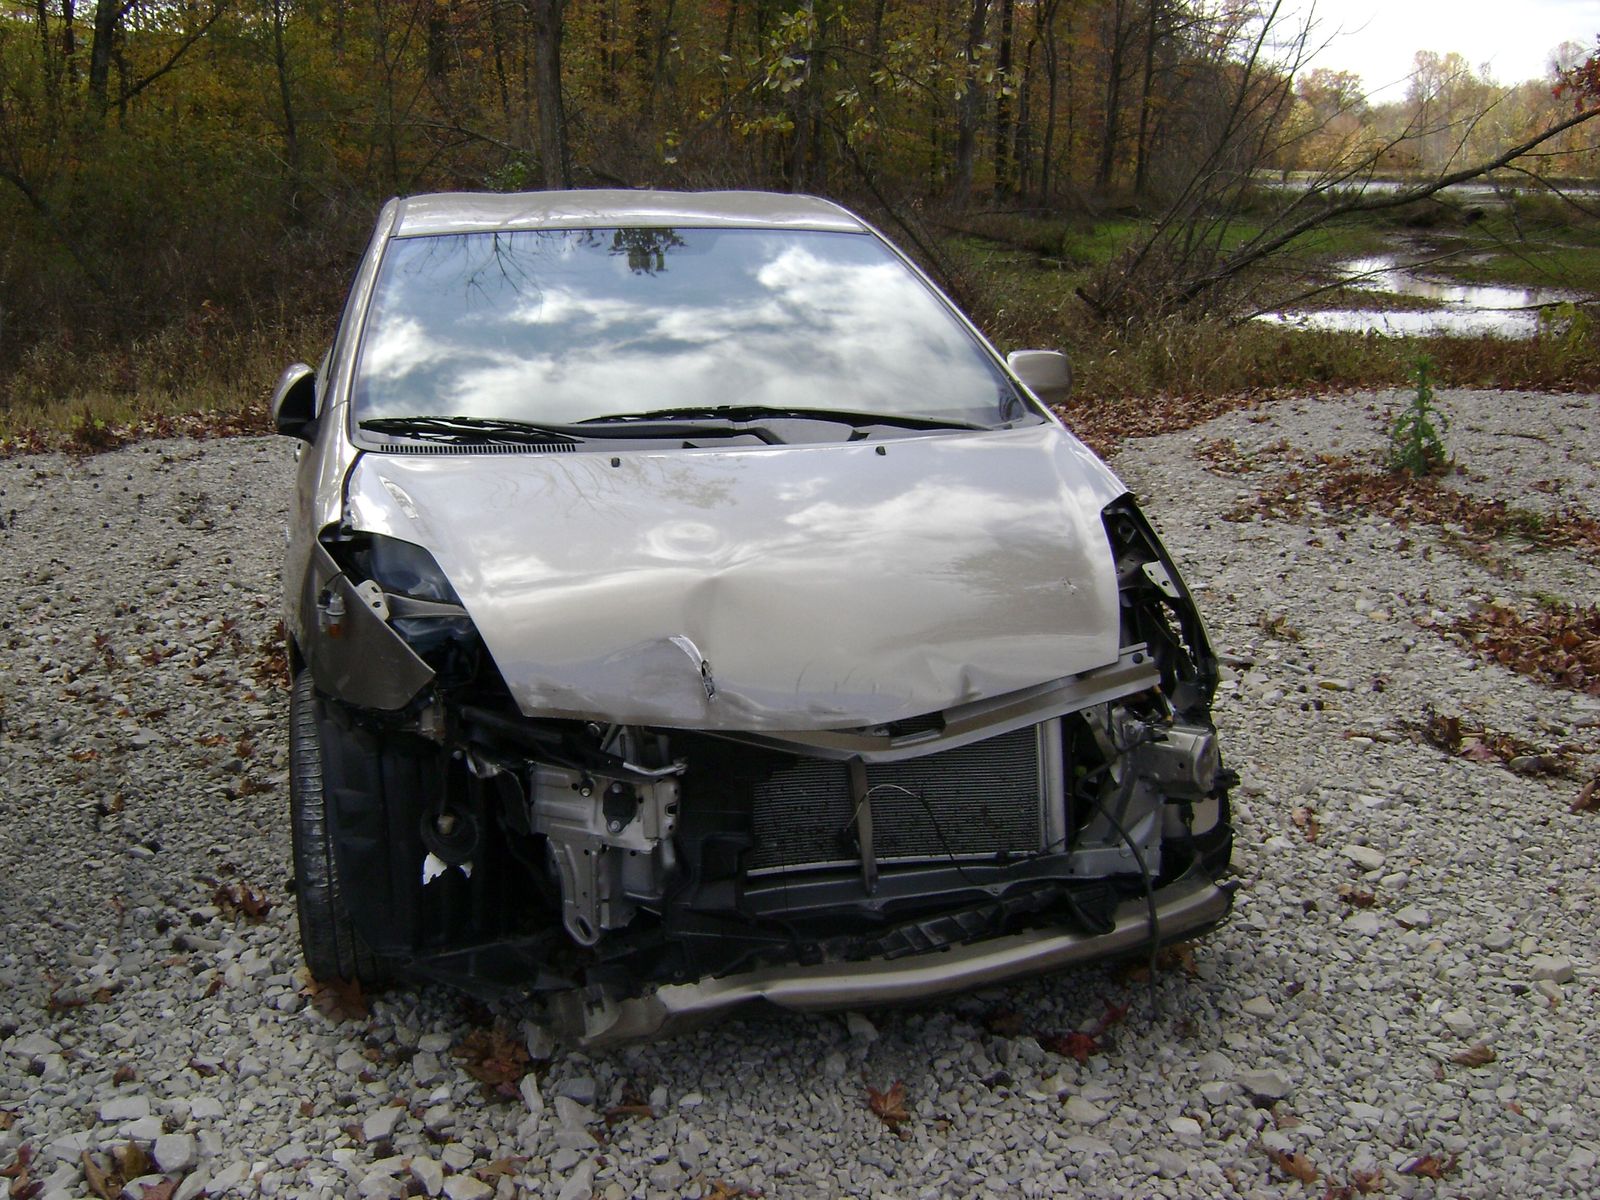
top-left (300, 541), bottom-right (435, 710)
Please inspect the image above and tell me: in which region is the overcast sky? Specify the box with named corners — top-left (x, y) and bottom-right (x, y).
top-left (1281, 1), bottom-right (1596, 98)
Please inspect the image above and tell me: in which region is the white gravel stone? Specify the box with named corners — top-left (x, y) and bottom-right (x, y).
top-left (362, 1106), bottom-right (405, 1143)
top-left (1341, 845), bottom-right (1387, 871)
top-left (1063, 1096), bottom-right (1109, 1125)
top-left (1393, 905), bottom-right (1433, 929)
top-left (411, 1050), bottom-right (445, 1086)
top-left (153, 1133), bottom-right (199, 1173)
top-left (1168, 1116), bottom-right (1203, 1145)
top-left (845, 1012), bottom-right (878, 1042)
top-left (98, 1096), bottom-right (151, 1122)
top-left (411, 1158), bottom-right (445, 1197)
top-left (1240, 996), bottom-right (1276, 1018)
top-left (440, 1145), bottom-right (475, 1173)
top-left (518, 1073), bottom-right (545, 1116)
top-left (1237, 1070), bottom-right (1293, 1102)
top-left (1530, 954), bottom-right (1576, 984)
top-left (1442, 1009), bottom-right (1478, 1038)
top-left (442, 1176), bottom-right (494, 1200)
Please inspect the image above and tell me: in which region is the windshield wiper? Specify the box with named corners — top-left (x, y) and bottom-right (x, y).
top-left (360, 416), bottom-right (582, 445)
top-left (359, 414), bottom-right (783, 445)
top-left (577, 405), bottom-right (991, 432)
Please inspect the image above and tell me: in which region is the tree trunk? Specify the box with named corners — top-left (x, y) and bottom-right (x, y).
top-left (992, 0), bottom-right (1015, 198)
top-left (89, 0), bottom-right (120, 112)
top-left (1133, 0), bottom-right (1161, 196)
top-left (952, 0), bottom-right (991, 203)
top-left (1095, 0), bottom-right (1127, 192)
top-left (532, 0), bottom-right (570, 188)
top-left (270, 0), bottom-right (304, 224)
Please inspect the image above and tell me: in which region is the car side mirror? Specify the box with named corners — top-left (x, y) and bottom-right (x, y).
top-left (1006, 349), bottom-right (1073, 407)
top-left (271, 362), bottom-right (319, 442)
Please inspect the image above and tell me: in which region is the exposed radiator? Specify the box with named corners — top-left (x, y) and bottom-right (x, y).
top-left (747, 724), bottom-right (1053, 873)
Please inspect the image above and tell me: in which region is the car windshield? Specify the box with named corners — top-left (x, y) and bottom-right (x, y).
top-left (350, 226), bottom-right (1020, 429)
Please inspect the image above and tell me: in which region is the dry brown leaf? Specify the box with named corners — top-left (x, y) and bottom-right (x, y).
top-left (867, 1081), bottom-right (910, 1136)
top-left (1291, 806), bottom-right (1321, 842)
top-left (1268, 1148), bottom-right (1318, 1184)
top-left (138, 1180), bottom-right (178, 1200)
top-left (981, 1008), bottom-right (1025, 1037)
top-left (453, 1027), bottom-right (531, 1098)
top-left (110, 1143), bottom-right (150, 1180)
top-left (212, 882), bottom-right (273, 922)
top-left (80, 1151), bottom-right (117, 1200)
top-left (1399, 1154), bottom-right (1456, 1179)
top-left (304, 975), bottom-right (369, 1023)
top-left (1573, 776), bottom-right (1600, 813)
top-left (2, 1144), bottom-right (39, 1200)
top-left (1350, 1165), bottom-right (1385, 1193)
top-left (704, 1181), bottom-right (751, 1200)
top-left (473, 1156), bottom-right (527, 1180)
top-left (1337, 883), bottom-right (1376, 908)
top-left (112, 1065), bottom-right (137, 1085)
top-left (1451, 1043), bottom-right (1496, 1067)
top-left (0, 1111), bottom-right (15, 1131)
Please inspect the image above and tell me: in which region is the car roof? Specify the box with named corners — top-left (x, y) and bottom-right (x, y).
top-left (390, 189), bottom-right (869, 237)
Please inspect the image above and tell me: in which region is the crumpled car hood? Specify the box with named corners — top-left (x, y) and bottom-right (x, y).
top-left (344, 424), bottom-right (1128, 730)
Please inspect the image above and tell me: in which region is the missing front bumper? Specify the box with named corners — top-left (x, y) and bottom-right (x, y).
top-left (550, 873), bottom-right (1235, 1046)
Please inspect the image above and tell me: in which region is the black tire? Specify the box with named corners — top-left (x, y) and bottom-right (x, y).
top-left (289, 668), bottom-right (392, 987)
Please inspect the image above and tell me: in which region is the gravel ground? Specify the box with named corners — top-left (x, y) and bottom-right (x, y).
top-left (2, 390), bottom-right (1597, 1200)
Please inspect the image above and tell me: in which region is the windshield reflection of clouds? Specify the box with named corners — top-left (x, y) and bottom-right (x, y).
top-left (353, 228), bottom-right (1007, 425)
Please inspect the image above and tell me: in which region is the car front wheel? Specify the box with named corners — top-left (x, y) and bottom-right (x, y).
top-left (289, 668), bottom-right (392, 987)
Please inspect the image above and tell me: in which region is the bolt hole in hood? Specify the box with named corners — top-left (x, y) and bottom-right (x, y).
top-left (343, 423), bottom-right (1129, 730)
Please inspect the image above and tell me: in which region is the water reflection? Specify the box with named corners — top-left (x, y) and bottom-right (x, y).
top-left (1259, 254), bottom-right (1581, 339)
top-left (353, 227), bottom-right (1012, 426)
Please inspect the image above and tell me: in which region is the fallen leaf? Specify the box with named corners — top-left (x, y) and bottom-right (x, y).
top-left (1268, 1148), bottom-right (1318, 1184)
top-left (2, 1144), bottom-right (39, 1200)
top-left (603, 1103), bottom-right (656, 1126)
top-left (981, 1008), bottom-right (1025, 1037)
top-left (1350, 1165), bottom-right (1385, 1193)
top-left (453, 1026), bottom-right (531, 1098)
top-left (187, 1057), bottom-right (219, 1077)
top-left (1451, 1043), bottom-right (1496, 1067)
top-left (1041, 1031), bottom-right (1099, 1062)
top-left (139, 1181), bottom-right (178, 1200)
top-left (867, 1080), bottom-right (910, 1136)
top-left (212, 881), bottom-right (273, 922)
top-left (1337, 885), bottom-right (1376, 908)
top-left (81, 1151), bottom-right (117, 1200)
top-left (299, 1100), bottom-right (315, 1118)
top-left (1398, 1154), bottom-right (1456, 1179)
top-left (304, 976), bottom-right (369, 1023)
top-left (1290, 806), bottom-right (1320, 842)
top-left (113, 1065), bottom-right (137, 1085)
top-left (0, 1111), bottom-right (15, 1130)
top-left (474, 1156), bottom-right (527, 1179)
top-left (110, 1143), bottom-right (150, 1180)
top-left (1573, 776), bottom-right (1600, 813)
top-left (704, 1182), bottom-right (751, 1200)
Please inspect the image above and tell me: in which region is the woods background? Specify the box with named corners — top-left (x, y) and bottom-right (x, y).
top-left (2, 1), bottom-right (1597, 423)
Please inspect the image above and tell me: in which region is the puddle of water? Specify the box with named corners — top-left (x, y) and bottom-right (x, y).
top-left (1261, 254), bottom-right (1581, 339)
top-left (1258, 177), bottom-right (1600, 204)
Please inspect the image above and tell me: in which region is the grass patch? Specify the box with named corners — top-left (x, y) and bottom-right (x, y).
top-left (0, 311), bottom-right (329, 451)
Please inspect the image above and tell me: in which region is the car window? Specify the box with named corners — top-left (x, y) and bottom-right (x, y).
top-left (350, 227), bottom-right (1019, 428)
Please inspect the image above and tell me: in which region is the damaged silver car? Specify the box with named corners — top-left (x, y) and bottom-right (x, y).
top-left (272, 189), bottom-right (1235, 1042)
